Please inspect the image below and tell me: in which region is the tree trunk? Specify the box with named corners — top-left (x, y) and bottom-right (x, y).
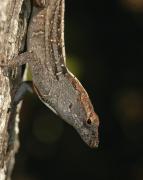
top-left (0, 0), bottom-right (30, 179)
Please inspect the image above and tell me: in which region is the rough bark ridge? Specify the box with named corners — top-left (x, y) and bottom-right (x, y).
top-left (0, 0), bottom-right (30, 179)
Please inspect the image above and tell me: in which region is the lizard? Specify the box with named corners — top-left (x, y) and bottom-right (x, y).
top-left (0, 0), bottom-right (99, 148)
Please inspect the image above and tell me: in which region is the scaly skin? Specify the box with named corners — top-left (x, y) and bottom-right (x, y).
top-left (1, 0), bottom-right (99, 148)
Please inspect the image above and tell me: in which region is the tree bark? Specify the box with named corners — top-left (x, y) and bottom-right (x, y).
top-left (0, 0), bottom-right (30, 179)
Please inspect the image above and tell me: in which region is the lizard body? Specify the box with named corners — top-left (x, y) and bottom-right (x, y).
top-left (1, 0), bottom-right (99, 148)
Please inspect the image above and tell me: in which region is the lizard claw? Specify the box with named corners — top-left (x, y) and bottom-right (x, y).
top-left (0, 54), bottom-right (19, 78)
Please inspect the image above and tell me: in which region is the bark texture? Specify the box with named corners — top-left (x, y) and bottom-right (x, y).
top-left (0, 0), bottom-right (30, 179)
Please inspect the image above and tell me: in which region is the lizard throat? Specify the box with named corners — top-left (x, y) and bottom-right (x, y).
top-left (33, 84), bottom-right (58, 115)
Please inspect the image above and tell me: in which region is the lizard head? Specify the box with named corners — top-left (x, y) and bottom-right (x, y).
top-left (58, 73), bottom-right (99, 148)
top-left (71, 103), bottom-right (99, 148)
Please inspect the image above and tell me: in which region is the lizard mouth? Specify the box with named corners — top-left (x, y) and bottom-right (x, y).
top-left (89, 137), bottom-right (99, 148)
top-left (78, 126), bottom-right (99, 148)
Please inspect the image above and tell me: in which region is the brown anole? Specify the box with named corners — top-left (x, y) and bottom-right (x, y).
top-left (1, 0), bottom-right (99, 148)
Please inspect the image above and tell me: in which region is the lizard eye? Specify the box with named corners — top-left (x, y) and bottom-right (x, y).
top-left (69, 103), bottom-right (73, 109)
top-left (87, 119), bottom-right (91, 125)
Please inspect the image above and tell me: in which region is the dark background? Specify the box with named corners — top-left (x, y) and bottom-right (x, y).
top-left (13, 0), bottom-right (143, 179)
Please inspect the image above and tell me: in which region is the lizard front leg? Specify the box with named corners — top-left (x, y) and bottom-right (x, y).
top-left (0, 52), bottom-right (35, 110)
top-left (0, 52), bottom-right (34, 67)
